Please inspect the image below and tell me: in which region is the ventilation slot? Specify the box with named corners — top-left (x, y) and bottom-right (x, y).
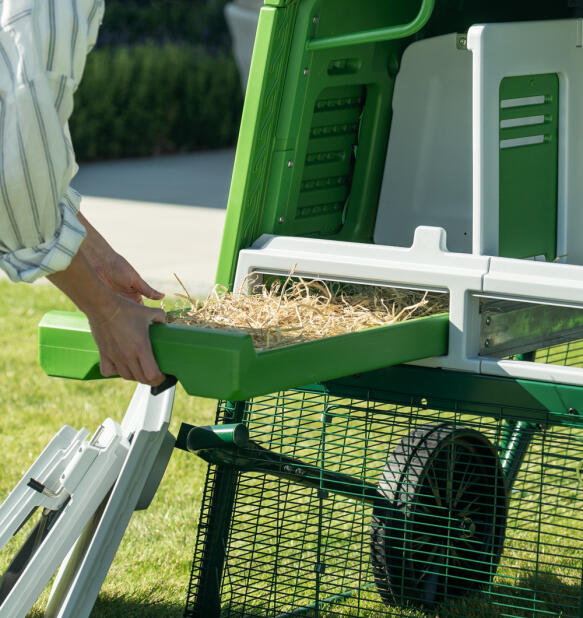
top-left (499, 88), bottom-right (553, 151)
top-left (295, 85), bottom-right (365, 236)
top-left (500, 135), bottom-right (545, 149)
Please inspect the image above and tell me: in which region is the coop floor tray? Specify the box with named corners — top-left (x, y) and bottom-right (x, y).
top-left (38, 311), bottom-right (448, 400)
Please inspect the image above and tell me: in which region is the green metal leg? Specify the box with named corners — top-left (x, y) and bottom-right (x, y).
top-left (499, 419), bottom-right (537, 488)
top-left (190, 401), bottom-right (246, 618)
top-left (499, 353), bottom-right (539, 488)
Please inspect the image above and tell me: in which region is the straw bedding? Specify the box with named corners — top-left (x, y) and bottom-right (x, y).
top-left (167, 273), bottom-right (448, 350)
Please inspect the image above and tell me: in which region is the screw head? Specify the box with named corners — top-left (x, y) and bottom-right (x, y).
top-left (312, 16), bottom-right (319, 24)
top-left (278, 216), bottom-right (285, 224)
top-left (303, 68), bottom-right (309, 76)
top-left (456, 34), bottom-right (468, 50)
top-left (287, 159), bottom-right (294, 168)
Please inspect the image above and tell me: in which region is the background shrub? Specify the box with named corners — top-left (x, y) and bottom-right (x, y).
top-left (98, 0), bottom-right (232, 51)
top-left (71, 1), bottom-right (243, 160)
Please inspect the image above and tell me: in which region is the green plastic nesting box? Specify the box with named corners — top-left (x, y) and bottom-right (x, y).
top-left (38, 310), bottom-right (448, 400)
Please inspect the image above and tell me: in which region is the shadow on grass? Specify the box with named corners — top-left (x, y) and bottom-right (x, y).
top-left (409, 570), bottom-right (583, 618)
top-left (102, 571), bottom-right (580, 618)
top-left (503, 571), bottom-right (582, 618)
top-left (90, 593), bottom-right (185, 618)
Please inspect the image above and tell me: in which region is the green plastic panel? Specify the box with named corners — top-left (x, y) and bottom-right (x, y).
top-left (499, 73), bottom-right (559, 261)
top-left (38, 310), bottom-right (448, 401)
top-left (215, 0), bottom-right (425, 288)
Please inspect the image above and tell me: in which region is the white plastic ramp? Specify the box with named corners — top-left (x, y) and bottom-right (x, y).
top-left (0, 383), bottom-right (176, 618)
top-left (0, 419), bottom-right (129, 618)
top-left (44, 383), bottom-right (175, 618)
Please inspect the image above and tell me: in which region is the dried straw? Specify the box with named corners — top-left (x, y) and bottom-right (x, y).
top-left (167, 273), bottom-right (448, 350)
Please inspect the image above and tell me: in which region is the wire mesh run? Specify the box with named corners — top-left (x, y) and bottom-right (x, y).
top-left (185, 391), bottom-right (583, 618)
top-left (535, 339), bottom-right (583, 368)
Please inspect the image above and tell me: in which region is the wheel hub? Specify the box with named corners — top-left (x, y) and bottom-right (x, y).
top-left (459, 516), bottom-right (476, 539)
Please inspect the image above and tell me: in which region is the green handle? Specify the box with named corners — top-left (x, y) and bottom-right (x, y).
top-left (179, 424), bottom-right (250, 452)
top-left (306, 0), bottom-right (435, 51)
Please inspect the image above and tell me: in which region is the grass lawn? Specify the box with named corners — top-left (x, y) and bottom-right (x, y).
top-left (0, 280), bottom-right (217, 616)
top-left (2, 279), bottom-right (583, 618)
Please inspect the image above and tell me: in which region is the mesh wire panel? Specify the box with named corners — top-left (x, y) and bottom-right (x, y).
top-left (185, 392), bottom-right (583, 618)
top-left (535, 340), bottom-right (583, 367)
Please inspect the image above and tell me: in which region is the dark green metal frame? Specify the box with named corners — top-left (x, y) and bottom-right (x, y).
top-left (183, 362), bottom-right (583, 616)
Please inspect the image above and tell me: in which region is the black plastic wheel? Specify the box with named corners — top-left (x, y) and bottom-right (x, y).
top-left (370, 422), bottom-right (508, 608)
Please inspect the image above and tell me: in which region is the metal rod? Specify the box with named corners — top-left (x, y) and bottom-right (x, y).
top-left (305, 0), bottom-right (435, 51)
top-left (274, 583), bottom-right (376, 618)
top-left (196, 439), bottom-right (382, 506)
top-left (190, 402), bottom-right (247, 618)
top-left (500, 352), bottom-right (539, 489)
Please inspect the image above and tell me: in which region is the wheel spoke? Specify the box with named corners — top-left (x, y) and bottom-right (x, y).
top-left (415, 549), bottom-right (444, 585)
top-left (411, 533), bottom-right (433, 550)
top-left (457, 493), bottom-right (482, 519)
top-left (420, 553), bottom-right (445, 606)
top-left (424, 462), bottom-right (443, 507)
top-left (445, 445), bottom-right (454, 506)
top-left (457, 537), bottom-right (479, 552)
top-left (453, 460), bottom-right (477, 510)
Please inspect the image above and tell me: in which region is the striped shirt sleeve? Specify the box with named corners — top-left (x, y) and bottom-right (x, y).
top-left (0, 0), bottom-right (104, 283)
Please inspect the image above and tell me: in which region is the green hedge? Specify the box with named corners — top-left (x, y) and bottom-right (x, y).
top-left (99, 0), bottom-right (231, 51)
top-left (70, 44), bottom-right (243, 160)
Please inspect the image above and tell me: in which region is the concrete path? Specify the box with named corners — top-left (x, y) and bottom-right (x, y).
top-left (71, 149), bottom-right (236, 298)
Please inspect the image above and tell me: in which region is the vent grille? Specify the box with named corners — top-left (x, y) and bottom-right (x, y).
top-left (293, 85), bottom-right (365, 236)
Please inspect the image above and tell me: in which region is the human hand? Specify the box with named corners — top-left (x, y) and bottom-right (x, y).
top-left (88, 296), bottom-right (167, 385)
top-left (77, 212), bottom-right (164, 304)
top-left (93, 251), bottom-right (164, 304)
top-left (48, 249), bottom-right (167, 387)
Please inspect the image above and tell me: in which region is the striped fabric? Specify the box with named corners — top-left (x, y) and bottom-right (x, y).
top-left (0, 0), bottom-right (104, 282)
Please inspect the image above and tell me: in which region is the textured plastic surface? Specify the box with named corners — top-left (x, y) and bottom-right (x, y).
top-left (38, 310), bottom-right (448, 401)
top-left (215, 0), bottom-right (425, 288)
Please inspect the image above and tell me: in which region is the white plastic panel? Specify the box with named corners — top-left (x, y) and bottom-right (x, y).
top-left (45, 385), bottom-right (176, 618)
top-left (468, 19), bottom-right (583, 263)
top-left (374, 34), bottom-right (473, 253)
top-left (235, 229), bottom-right (491, 374)
top-left (484, 256), bottom-right (583, 306)
top-left (235, 228), bottom-right (583, 386)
